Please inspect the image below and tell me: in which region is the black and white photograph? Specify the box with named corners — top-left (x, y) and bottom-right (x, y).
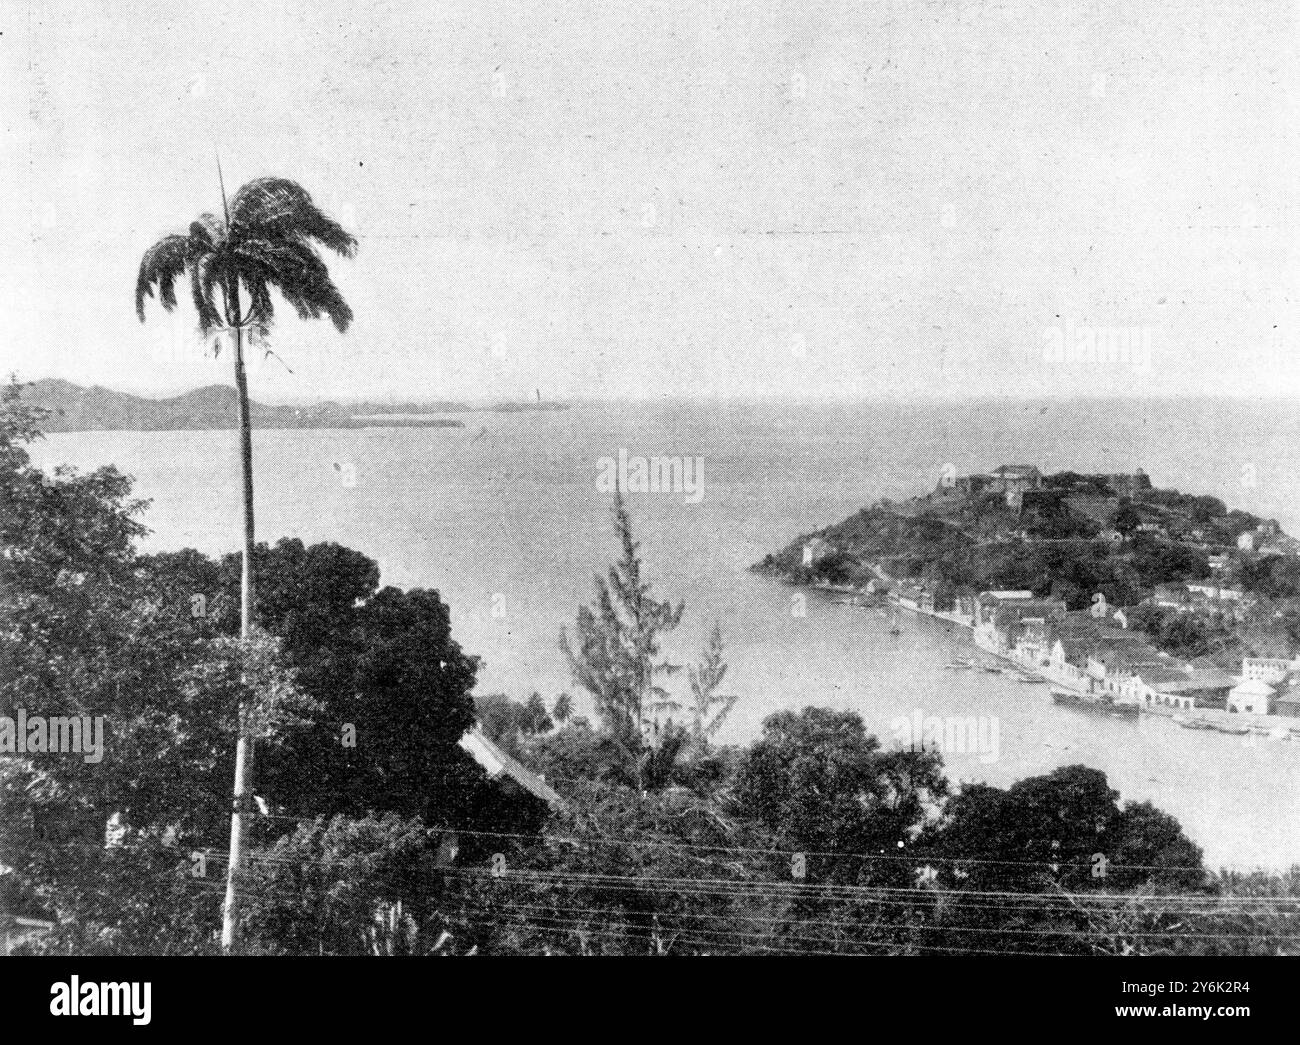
top-left (0, 0), bottom-right (1293, 1024)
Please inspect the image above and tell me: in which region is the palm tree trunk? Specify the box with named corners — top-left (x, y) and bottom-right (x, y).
top-left (221, 316), bottom-right (255, 953)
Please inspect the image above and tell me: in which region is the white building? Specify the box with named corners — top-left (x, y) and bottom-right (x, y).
top-left (1242, 657), bottom-right (1300, 684)
top-left (802, 537), bottom-right (833, 566)
top-left (1227, 678), bottom-right (1274, 715)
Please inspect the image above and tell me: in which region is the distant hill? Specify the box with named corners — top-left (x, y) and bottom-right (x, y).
top-left (22, 379), bottom-right (466, 431)
top-left (20, 379), bottom-right (569, 430)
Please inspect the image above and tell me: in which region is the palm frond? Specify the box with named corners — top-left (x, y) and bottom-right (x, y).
top-left (200, 254), bottom-right (229, 331)
top-left (137, 177), bottom-right (355, 342)
top-left (242, 275), bottom-right (275, 334)
top-left (188, 252), bottom-right (223, 333)
top-left (134, 235), bottom-right (191, 321)
top-left (229, 177), bottom-right (357, 259)
top-left (233, 237), bottom-right (353, 333)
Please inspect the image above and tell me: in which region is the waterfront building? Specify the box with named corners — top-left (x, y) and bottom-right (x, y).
top-left (1273, 675), bottom-right (1300, 718)
top-left (1228, 678), bottom-right (1274, 715)
top-left (1123, 665), bottom-right (1199, 710)
top-left (973, 590), bottom-right (1033, 627)
top-left (1242, 657), bottom-right (1300, 683)
top-left (896, 583), bottom-right (925, 610)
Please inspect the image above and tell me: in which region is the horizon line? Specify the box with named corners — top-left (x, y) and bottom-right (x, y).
top-left (14, 375), bottom-right (1300, 409)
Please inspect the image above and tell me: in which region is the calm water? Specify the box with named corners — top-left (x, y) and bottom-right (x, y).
top-left (30, 397), bottom-right (1300, 870)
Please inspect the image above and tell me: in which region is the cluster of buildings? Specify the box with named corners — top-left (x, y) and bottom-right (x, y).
top-left (1145, 580), bottom-right (1252, 621)
top-left (1234, 659), bottom-right (1300, 718)
top-left (936, 464), bottom-right (1067, 517)
top-left (967, 590), bottom-right (1300, 718)
top-left (931, 464), bottom-right (1298, 560)
top-left (934, 465), bottom-right (1153, 521)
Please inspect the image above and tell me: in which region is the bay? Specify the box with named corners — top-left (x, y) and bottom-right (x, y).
top-left (30, 396), bottom-right (1300, 870)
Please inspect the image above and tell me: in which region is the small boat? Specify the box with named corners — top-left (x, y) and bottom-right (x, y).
top-left (1050, 687), bottom-right (1140, 719)
top-left (1178, 718), bottom-right (1214, 730)
top-left (1213, 722), bottom-right (1251, 736)
top-left (942, 662), bottom-right (970, 670)
top-left (1016, 674), bottom-right (1044, 684)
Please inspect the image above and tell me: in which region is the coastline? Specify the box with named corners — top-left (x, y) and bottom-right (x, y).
top-left (803, 571), bottom-right (1300, 742)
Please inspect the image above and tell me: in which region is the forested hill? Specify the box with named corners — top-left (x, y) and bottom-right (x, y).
top-left (755, 466), bottom-right (1300, 610)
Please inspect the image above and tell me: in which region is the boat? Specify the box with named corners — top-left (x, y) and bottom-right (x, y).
top-left (942, 661), bottom-right (970, 670)
top-left (1212, 722), bottom-right (1251, 736)
top-left (1050, 687), bottom-right (1140, 719)
top-left (1178, 718), bottom-right (1214, 730)
top-left (1016, 673), bottom-right (1044, 684)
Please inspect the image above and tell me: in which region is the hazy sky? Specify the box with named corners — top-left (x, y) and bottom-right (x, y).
top-left (2, 0), bottom-right (1297, 402)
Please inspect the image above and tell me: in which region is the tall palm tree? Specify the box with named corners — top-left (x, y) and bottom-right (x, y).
top-left (136, 174), bottom-right (356, 950)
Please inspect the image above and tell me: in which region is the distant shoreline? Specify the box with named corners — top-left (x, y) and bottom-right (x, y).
top-left (18, 378), bottom-right (566, 432)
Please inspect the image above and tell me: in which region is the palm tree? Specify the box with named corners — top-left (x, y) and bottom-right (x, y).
top-left (135, 173), bottom-right (356, 950)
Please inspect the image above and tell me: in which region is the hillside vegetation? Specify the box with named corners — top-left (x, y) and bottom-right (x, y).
top-left (756, 469), bottom-right (1287, 612)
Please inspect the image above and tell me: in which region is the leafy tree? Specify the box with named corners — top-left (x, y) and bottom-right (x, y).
top-left (1108, 800), bottom-right (1205, 891)
top-left (1234, 555), bottom-right (1300, 599)
top-left (0, 386), bottom-right (315, 952)
top-left (524, 720), bottom-right (636, 789)
top-left (140, 537), bottom-right (548, 851)
top-left (441, 781), bottom-right (770, 955)
top-left (240, 813), bottom-right (431, 955)
top-left (552, 693), bottom-right (574, 725)
top-left (919, 766), bottom-right (1205, 954)
top-left (734, 707), bottom-right (947, 886)
top-left (229, 545), bottom-right (479, 824)
top-left (475, 692), bottom-right (553, 754)
top-left (1129, 535), bottom-right (1211, 585)
top-left (811, 550), bottom-right (858, 585)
